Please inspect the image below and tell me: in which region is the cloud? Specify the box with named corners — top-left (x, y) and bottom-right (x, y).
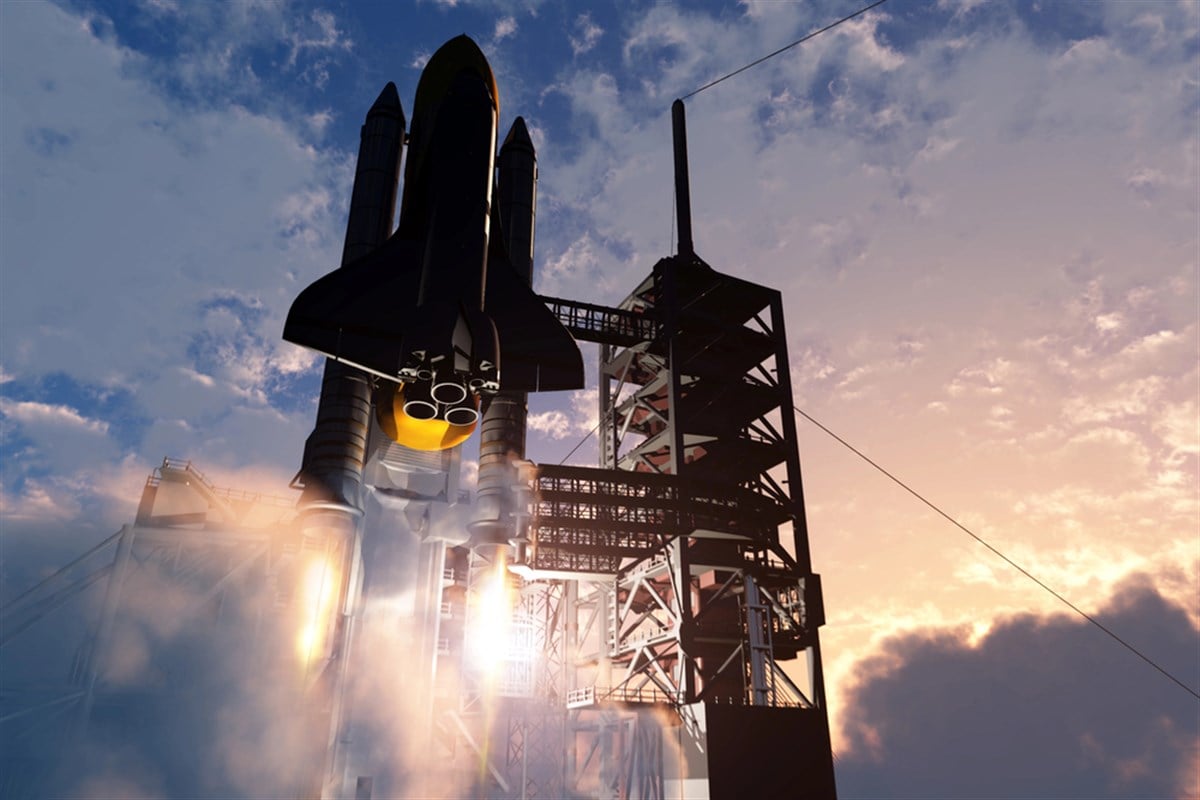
top-left (492, 15), bottom-right (517, 43)
top-left (526, 409), bottom-right (574, 439)
top-left (570, 13), bottom-right (603, 56)
top-left (139, 0), bottom-right (181, 14)
top-left (1, 5), bottom-right (347, 388)
top-left (836, 14), bottom-right (905, 73)
top-left (0, 398), bottom-right (109, 435)
top-left (946, 357), bottom-right (1017, 397)
top-left (284, 9), bottom-right (352, 69)
top-left (836, 575), bottom-right (1199, 798)
top-left (15, 533), bottom-right (336, 798)
top-left (0, 476), bottom-right (85, 523)
top-left (540, 232), bottom-right (606, 296)
top-left (527, 388), bottom-right (598, 444)
top-left (111, 3), bottom-right (358, 103)
top-left (1, 481), bottom-right (505, 798)
top-left (1155, 399), bottom-right (1200, 459)
top-left (410, 49), bottom-right (431, 69)
top-left (0, 2), bottom-right (343, 517)
top-left (0, 3), bottom-right (1195, 797)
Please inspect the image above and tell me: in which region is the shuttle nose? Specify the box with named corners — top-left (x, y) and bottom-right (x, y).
top-left (416, 34), bottom-right (500, 115)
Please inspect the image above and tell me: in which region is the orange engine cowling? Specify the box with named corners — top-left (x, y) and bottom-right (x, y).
top-left (375, 380), bottom-right (479, 451)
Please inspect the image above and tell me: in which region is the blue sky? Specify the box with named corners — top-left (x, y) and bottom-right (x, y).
top-left (2, 1), bottom-right (1198, 796)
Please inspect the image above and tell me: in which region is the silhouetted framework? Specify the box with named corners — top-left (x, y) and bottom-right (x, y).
top-left (0, 459), bottom-right (356, 799)
top-left (516, 251), bottom-right (838, 798)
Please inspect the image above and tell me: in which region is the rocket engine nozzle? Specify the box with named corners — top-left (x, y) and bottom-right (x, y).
top-left (444, 398), bottom-right (481, 426)
top-left (400, 381), bottom-right (437, 420)
top-left (375, 381), bottom-right (480, 452)
top-left (431, 376), bottom-right (468, 404)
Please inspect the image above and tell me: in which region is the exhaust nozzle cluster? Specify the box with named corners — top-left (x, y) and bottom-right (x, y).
top-left (401, 376), bottom-right (480, 427)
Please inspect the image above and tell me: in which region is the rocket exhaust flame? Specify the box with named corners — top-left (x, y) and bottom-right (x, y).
top-left (464, 556), bottom-right (516, 680)
top-left (297, 554), bottom-right (339, 667)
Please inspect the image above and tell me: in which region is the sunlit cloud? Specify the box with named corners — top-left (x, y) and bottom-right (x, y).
top-left (2, 1), bottom-right (1196, 794)
top-left (836, 576), bottom-right (1198, 797)
top-left (0, 398), bottom-right (109, 435)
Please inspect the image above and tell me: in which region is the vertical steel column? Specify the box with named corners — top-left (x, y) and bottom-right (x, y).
top-left (768, 292), bottom-right (814, 575)
top-left (563, 580), bottom-right (580, 791)
top-left (767, 292), bottom-right (829, 713)
top-left (599, 343), bottom-right (617, 470)
top-left (659, 258), bottom-right (697, 704)
top-left (743, 576), bottom-right (772, 707)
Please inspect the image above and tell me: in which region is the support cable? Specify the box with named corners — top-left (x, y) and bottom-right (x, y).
top-left (1, 528), bottom-right (122, 612)
top-left (680, 0), bottom-right (892, 100)
top-left (557, 420), bottom-right (601, 466)
top-left (545, 0), bottom-right (1198, 715)
top-left (547, 400), bottom-right (1200, 700)
top-left (794, 405), bottom-right (1200, 702)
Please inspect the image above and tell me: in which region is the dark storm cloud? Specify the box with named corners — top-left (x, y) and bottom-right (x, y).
top-left (836, 574), bottom-right (1200, 799)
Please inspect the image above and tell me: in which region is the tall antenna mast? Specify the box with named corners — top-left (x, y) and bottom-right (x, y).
top-left (672, 99), bottom-right (695, 257)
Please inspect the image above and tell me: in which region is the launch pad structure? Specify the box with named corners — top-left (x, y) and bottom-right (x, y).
top-left (495, 112), bottom-right (836, 800)
top-left (0, 48), bottom-right (837, 800)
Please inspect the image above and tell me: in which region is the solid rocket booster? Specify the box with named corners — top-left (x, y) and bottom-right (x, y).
top-left (283, 36), bottom-right (582, 453)
top-left (288, 81), bottom-right (405, 800)
top-left (469, 117), bottom-right (536, 551)
top-left (297, 83), bottom-right (405, 509)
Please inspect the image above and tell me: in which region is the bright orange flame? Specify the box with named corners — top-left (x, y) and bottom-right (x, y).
top-left (297, 555), bottom-right (338, 665)
top-left (465, 560), bottom-right (515, 679)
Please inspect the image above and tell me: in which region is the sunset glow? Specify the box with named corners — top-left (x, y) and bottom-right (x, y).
top-left (2, 1), bottom-right (1195, 796)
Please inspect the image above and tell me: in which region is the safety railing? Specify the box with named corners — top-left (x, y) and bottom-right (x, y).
top-left (541, 295), bottom-right (658, 347)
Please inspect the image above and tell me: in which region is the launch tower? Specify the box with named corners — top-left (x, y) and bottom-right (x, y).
top-left (509, 101), bottom-right (837, 798)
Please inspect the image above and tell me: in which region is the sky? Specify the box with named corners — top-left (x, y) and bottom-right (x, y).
top-left (1, 0), bottom-right (1197, 797)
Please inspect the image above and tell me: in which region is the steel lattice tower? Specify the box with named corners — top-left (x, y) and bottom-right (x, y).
top-left (509, 101), bottom-right (838, 799)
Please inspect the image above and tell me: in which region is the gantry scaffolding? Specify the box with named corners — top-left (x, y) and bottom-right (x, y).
top-left (0, 459), bottom-right (358, 799)
top-left (450, 101), bottom-right (838, 800)
top-left (502, 246), bottom-right (837, 798)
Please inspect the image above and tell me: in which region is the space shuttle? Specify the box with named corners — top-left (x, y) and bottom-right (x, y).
top-left (284, 36), bottom-right (583, 451)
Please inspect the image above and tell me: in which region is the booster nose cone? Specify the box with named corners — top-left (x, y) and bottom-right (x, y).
top-left (369, 81), bottom-right (403, 117)
top-left (501, 115), bottom-right (534, 153)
